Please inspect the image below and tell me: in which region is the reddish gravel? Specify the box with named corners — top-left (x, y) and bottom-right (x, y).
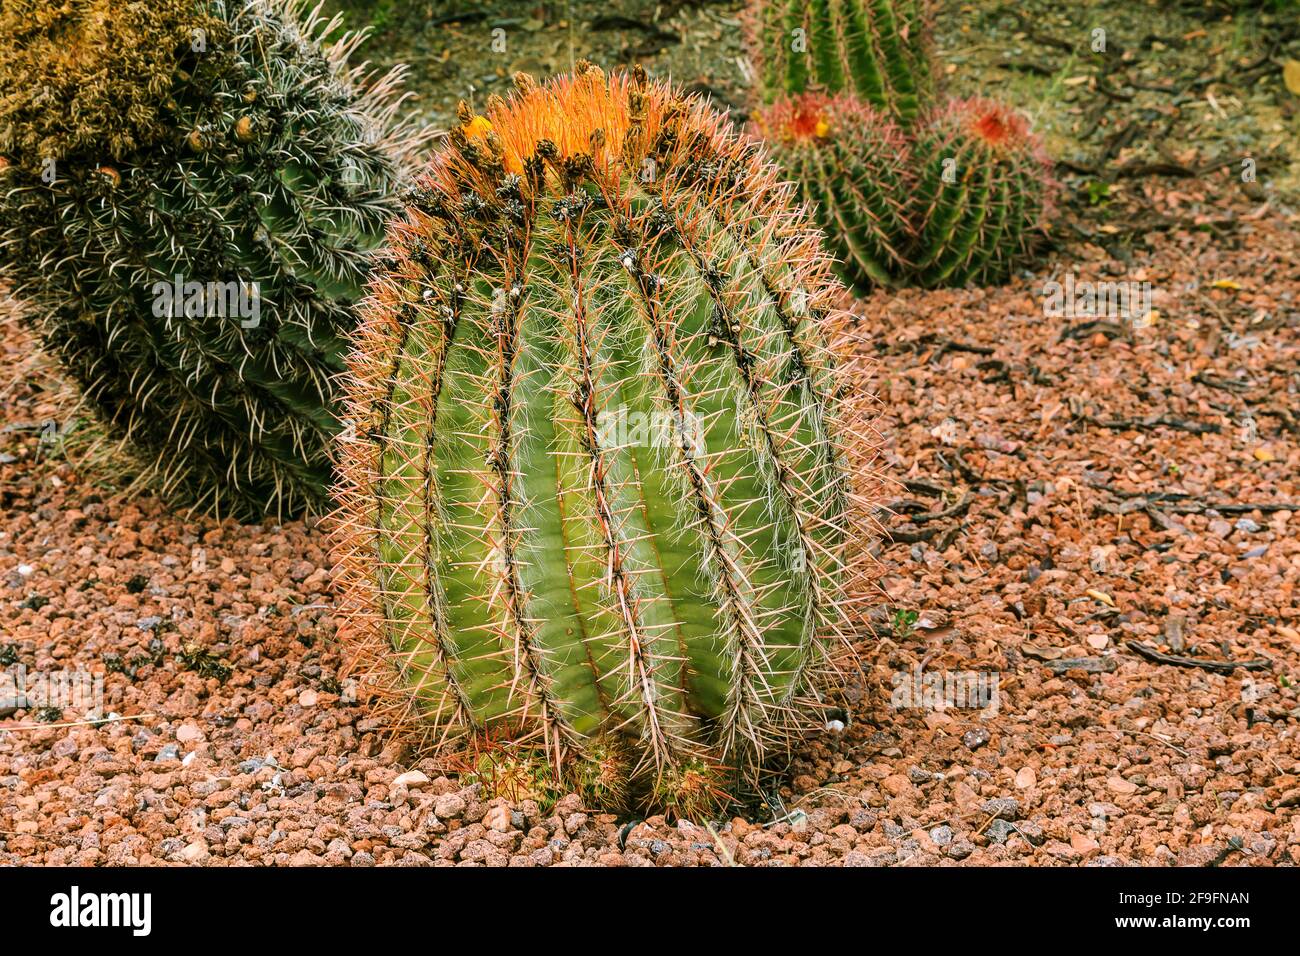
top-left (1, 182), bottom-right (1297, 866)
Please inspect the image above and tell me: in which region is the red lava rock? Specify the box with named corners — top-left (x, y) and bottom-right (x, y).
top-left (483, 805), bottom-right (513, 833)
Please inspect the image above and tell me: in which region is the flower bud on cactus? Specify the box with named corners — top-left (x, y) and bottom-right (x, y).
top-left (906, 98), bottom-right (1054, 288)
top-left (333, 64), bottom-right (880, 815)
top-left (0, 0), bottom-right (427, 518)
top-left (747, 0), bottom-right (936, 127)
top-left (752, 93), bottom-right (914, 292)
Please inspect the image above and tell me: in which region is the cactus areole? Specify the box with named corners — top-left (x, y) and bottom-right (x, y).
top-left (335, 65), bottom-right (878, 815)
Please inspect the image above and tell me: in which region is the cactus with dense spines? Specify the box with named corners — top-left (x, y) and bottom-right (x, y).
top-left (752, 93), bottom-right (914, 292)
top-left (905, 98), bottom-right (1054, 289)
top-left (333, 64), bottom-right (880, 815)
top-left (747, 0), bottom-right (936, 127)
top-left (751, 93), bottom-right (1051, 291)
top-left (744, 2), bottom-right (1058, 292)
top-left (0, 0), bottom-right (426, 519)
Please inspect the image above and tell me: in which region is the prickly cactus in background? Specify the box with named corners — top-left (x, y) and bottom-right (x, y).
top-left (747, 0), bottom-right (936, 127)
top-left (0, 0), bottom-right (426, 518)
top-left (752, 93), bottom-right (914, 292)
top-left (906, 98), bottom-right (1053, 289)
top-left (334, 64), bottom-right (879, 816)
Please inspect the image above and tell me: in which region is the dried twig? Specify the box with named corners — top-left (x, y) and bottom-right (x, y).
top-left (1074, 411), bottom-right (1221, 435)
top-left (1126, 642), bottom-right (1271, 674)
top-left (0, 712), bottom-right (156, 732)
top-left (1104, 728), bottom-right (1190, 757)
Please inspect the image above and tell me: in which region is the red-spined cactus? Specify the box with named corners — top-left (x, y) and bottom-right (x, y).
top-left (332, 63), bottom-right (881, 815)
top-left (752, 93), bottom-right (914, 292)
top-left (747, 0), bottom-right (937, 127)
top-left (906, 98), bottom-right (1054, 288)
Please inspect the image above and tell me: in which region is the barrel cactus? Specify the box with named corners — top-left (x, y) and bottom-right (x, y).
top-left (0, 0), bottom-right (426, 518)
top-left (752, 93), bottom-right (914, 292)
top-left (907, 98), bottom-right (1054, 289)
top-left (747, 0), bottom-right (936, 127)
top-left (334, 63), bottom-right (878, 816)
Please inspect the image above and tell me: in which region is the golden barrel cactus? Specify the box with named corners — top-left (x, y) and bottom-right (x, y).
top-left (333, 64), bottom-right (880, 815)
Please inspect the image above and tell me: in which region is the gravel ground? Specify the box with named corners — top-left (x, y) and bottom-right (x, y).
top-left (2, 176), bottom-right (1297, 866)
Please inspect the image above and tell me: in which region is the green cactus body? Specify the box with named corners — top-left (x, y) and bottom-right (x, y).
top-left (0, 0), bottom-right (424, 518)
top-left (907, 99), bottom-right (1053, 288)
top-left (753, 94), bottom-right (915, 292)
top-left (749, 0), bottom-right (936, 127)
top-left (334, 65), bottom-right (878, 815)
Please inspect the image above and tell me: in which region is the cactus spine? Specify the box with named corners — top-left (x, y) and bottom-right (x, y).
top-left (0, 0), bottom-right (425, 518)
top-left (748, 0), bottom-right (936, 126)
top-left (334, 65), bottom-right (879, 815)
top-left (752, 93), bottom-right (914, 292)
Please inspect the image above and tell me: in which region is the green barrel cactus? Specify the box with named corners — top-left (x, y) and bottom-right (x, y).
top-left (906, 98), bottom-right (1054, 288)
top-left (334, 64), bottom-right (878, 816)
top-left (752, 93), bottom-right (914, 292)
top-left (747, 0), bottom-right (936, 126)
top-left (0, 0), bottom-right (427, 518)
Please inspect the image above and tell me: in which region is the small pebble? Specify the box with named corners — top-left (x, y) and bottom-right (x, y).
top-left (947, 840), bottom-right (975, 860)
top-left (986, 819), bottom-right (1017, 843)
top-left (982, 797), bottom-right (1021, 821)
